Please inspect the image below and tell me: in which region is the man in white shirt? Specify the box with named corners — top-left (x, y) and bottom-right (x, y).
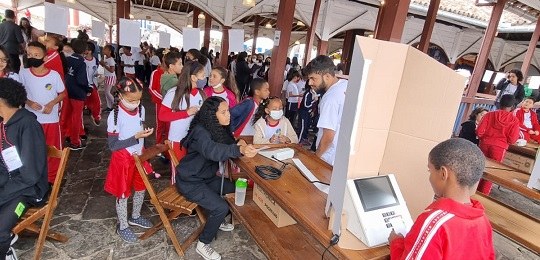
top-left (305, 55), bottom-right (347, 166)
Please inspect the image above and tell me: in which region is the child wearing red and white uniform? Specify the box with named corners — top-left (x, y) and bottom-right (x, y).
top-left (105, 77), bottom-right (154, 243)
top-left (204, 66), bottom-right (239, 108)
top-left (513, 96), bottom-right (540, 142)
top-left (42, 35), bottom-right (65, 81)
top-left (476, 94), bottom-right (519, 194)
top-left (20, 41), bottom-right (66, 184)
top-left (100, 45), bottom-right (116, 112)
top-left (159, 61), bottom-right (206, 183)
top-left (230, 78), bottom-right (270, 137)
top-left (253, 97), bottom-right (298, 144)
top-left (83, 42), bottom-right (101, 126)
top-left (389, 138), bottom-right (495, 260)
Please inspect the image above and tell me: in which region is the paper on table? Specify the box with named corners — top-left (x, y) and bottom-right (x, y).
top-left (292, 159), bottom-right (329, 194)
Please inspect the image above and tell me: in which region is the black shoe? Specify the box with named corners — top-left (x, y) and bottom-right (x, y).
top-left (93, 118), bottom-right (101, 127)
top-left (80, 135), bottom-right (88, 141)
top-left (65, 137), bottom-right (70, 143)
top-left (102, 107), bottom-right (113, 113)
top-left (68, 143), bottom-right (86, 151)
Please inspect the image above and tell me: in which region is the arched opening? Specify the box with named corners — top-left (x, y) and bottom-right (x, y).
top-left (503, 62), bottom-right (540, 77)
top-left (412, 42), bottom-right (450, 65)
top-left (244, 37), bottom-right (274, 55)
top-left (456, 53), bottom-right (495, 94)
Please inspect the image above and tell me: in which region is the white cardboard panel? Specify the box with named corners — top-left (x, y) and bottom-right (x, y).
top-left (44, 3), bottom-right (68, 36)
top-left (229, 29), bottom-right (245, 52)
top-left (91, 20), bottom-right (105, 39)
top-left (158, 31), bottom-right (171, 48)
top-left (119, 19), bottom-right (141, 48)
top-left (183, 28), bottom-right (201, 50)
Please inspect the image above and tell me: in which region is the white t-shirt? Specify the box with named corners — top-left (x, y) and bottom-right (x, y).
top-left (161, 87), bottom-right (204, 142)
top-left (84, 57), bottom-right (99, 86)
top-left (150, 55), bottom-right (160, 66)
top-left (103, 57), bottom-right (116, 77)
top-left (240, 101), bottom-right (258, 136)
top-left (503, 83), bottom-right (518, 96)
top-left (4, 72), bottom-right (20, 82)
top-left (19, 68), bottom-right (65, 124)
top-left (211, 88), bottom-right (229, 104)
top-left (287, 81), bottom-right (300, 103)
top-left (524, 111), bottom-right (533, 129)
top-left (121, 54), bottom-right (136, 74)
top-left (107, 105), bottom-right (145, 155)
top-left (281, 80), bottom-right (289, 93)
top-left (316, 79), bottom-right (348, 165)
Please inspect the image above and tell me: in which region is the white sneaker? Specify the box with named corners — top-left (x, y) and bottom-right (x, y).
top-left (219, 222), bottom-right (234, 232)
top-left (196, 241), bottom-right (221, 260)
top-left (6, 247), bottom-right (18, 260)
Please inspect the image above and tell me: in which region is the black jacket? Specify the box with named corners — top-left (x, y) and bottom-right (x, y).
top-left (65, 54), bottom-right (90, 100)
top-left (459, 120), bottom-right (479, 145)
top-left (496, 80), bottom-right (524, 105)
top-left (0, 109), bottom-right (48, 207)
top-left (175, 125), bottom-right (241, 183)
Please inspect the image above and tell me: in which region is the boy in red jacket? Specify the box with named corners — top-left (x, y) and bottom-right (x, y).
top-left (513, 96), bottom-right (540, 142)
top-left (389, 138), bottom-right (495, 260)
top-left (476, 94), bottom-right (520, 194)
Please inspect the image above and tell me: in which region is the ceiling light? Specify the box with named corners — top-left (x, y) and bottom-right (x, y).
top-left (296, 21), bottom-right (305, 26)
top-left (129, 14), bottom-right (134, 19)
top-left (265, 23), bottom-right (272, 28)
top-left (67, 0), bottom-right (75, 3)
top-left (294, 40), bottom-right (300, 45)
top-left (198, 13), bottom-right (205, 19)
top-left (187, 24), bottom-right (193, 28)
top-left (243, 0), bottom-right (256, 7)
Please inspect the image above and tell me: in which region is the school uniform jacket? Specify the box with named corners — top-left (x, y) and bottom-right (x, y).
top-left (203, 86), bottom-right (238, 108)
top-left (230, 97), bottom-right (257, 136)
top-left (513, 107), bottom-right (540, 132)
top-left (0, 109), bottom-right (48, 207)
top-left (390, 198), bottom-right (495, 260)
top-left (476, 110), bottom-right (520, 149)
top-left (149, 67), bottom-right (164, 104)
top-left (44, 49), bottom-right (65, 81)
top-left (65, 53), bottom-right (90, 100)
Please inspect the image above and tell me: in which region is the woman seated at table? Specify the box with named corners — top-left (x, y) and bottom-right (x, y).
top-left (0, 78), bottom-right (48, 259)
top-left (175, 96), bottom-right (257, 260)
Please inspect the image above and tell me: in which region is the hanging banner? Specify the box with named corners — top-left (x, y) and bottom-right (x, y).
top-left (229, 29), bottom-right (245, 52)
top-left (158, 31), bottom-right (171, 48)
top-left (44, 2), bottom-right (69, 36)
top-left (119, 18), bottom-right (141, 47)
top-left (183, 28), bottom-right (201, 50)
top-left (91, 20), bottom-right (106, 39)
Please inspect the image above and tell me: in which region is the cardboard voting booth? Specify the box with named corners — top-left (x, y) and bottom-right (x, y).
top-left (325, 36), bottom-right (466, 250)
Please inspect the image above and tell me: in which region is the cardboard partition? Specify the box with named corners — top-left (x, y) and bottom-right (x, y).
top-left (253, 184), bottom-right (297, 228)
top-left (326, 36), bottom-right (466, 246)
top-left (503, 152), bottom-right (535, 174)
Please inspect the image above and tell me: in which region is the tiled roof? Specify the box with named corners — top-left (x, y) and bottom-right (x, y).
top-left (411, 0), bottom-right (539, 26)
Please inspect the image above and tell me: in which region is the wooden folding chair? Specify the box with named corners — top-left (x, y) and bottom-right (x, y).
top-left (12, 146), bottom-right (70, 260)
top-left (133, 143), bottom-right (205, 257)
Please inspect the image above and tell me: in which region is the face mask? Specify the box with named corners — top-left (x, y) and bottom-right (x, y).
top-left (27, 58), bottom-right (44, 68)
top-left (63, 51), bottom-right (73, 57)
top-left (252, 58), bottom-right (257, 62)
top-left (121, 98), bottom-right (140, 111)
top-left (269, 110), bottom-right (283, 120)
top-left (213, 83), bottom-right (223, 89)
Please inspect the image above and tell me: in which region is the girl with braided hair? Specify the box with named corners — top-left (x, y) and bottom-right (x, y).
top-left (104, 77), bottom-right (155, 243)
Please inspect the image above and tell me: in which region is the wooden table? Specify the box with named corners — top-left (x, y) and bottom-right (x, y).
top-left (508, 143), bottom-right (538, 158)
top-left (232, 144), bottom-right (390, 260)
top-left (484, 159), bottom-right (540, 201)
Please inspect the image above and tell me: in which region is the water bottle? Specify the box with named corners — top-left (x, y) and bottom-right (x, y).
top-left (235, 178), bottom-right (248, 206)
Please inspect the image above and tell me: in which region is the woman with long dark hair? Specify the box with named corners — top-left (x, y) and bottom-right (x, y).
top-left (19, 17), bottom-right (42, 45)
top-left (175, 96), bottom-right (257, 260)
top-left (186, 48), bottom-right (211, 88)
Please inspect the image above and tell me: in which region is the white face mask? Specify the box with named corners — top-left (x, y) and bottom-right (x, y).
top-left (252, 58), bottom-right (257, 62)
top-left (213, 83), bottom-right (223, 89)
top-left (269, 110), bottom-right (283, 120)
top-left (121, 98), bottom-right (140, 111)
top-left (63, 51), bottom-right (73, 57)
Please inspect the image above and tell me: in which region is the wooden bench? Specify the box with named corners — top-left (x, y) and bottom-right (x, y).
top-left (473, 193), bottom-right (540, 254)
top-left (484, 159), bottom-right (540, 201)
top-left (225, 193), bottom-right (325, 260)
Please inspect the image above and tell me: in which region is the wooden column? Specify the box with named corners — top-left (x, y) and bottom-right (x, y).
top-left (418, 0), bottom-right (440, 53)
top-left (193, 8), bottom-right (200, 28)
top-left (116, 0), bottom-right (126, 76)
top-left (268, 0), bottom-right (296, 96)
top-left (373, 2), bottom-right (384, 37)
top-left (108, 25), bottom-right (113, 44)
top-left (341, 29), bottom-right (363, 74)
top-left (73, 9), bottom-right (80, 26)
top-left (220, 26), bottom-right (230, 67)
top-left (203, 14), bottom-right (212, 49)
top-left (521, 17), bottom-right (540, 78)
top-left (318, 40), bottom-right (328, 55)
top-left (303, 0), bottom-right (322, 66)
top-left (45, 0), bottom-right (54, 3)
top-left (252, 16), bottom-right (260, 56)
top-left (374, 0), bottom-right (411, 42)
top-left (467, 0), bottom-right (506, 98)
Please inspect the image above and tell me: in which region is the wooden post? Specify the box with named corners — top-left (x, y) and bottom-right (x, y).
top-left (116, 0), bottom-right (125, 76)
top-left (268, 0), bottom-right (296, 96)
top-left (303, 0), bottom-right (322, 66)
top-left (341, 29), bottom-right (363, 74)
top-left (318, 40), bottom-right (328, 56)
top-left (418, 0), bottom-right (441, 53)
top-left (109, 25), bottom-right (113, 44)
top-left (203, 14), bottom-right (212, 49)
top-left (252, 16), bottom-right (260, 56)
top-left (193, 8), bottom-right (200, 28)
top-left (220, 27), bottom-right (230, 67)
top-left (374, 0), bottom-right (411, 42)
top-left (521, 17), bottom-right (540, 78)
top-left (467, 0), bottom-right (506, 98)
top-left (73, 9), bottom-right (79, 26)
top-left (45, 0), bottom-right (54, 3)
